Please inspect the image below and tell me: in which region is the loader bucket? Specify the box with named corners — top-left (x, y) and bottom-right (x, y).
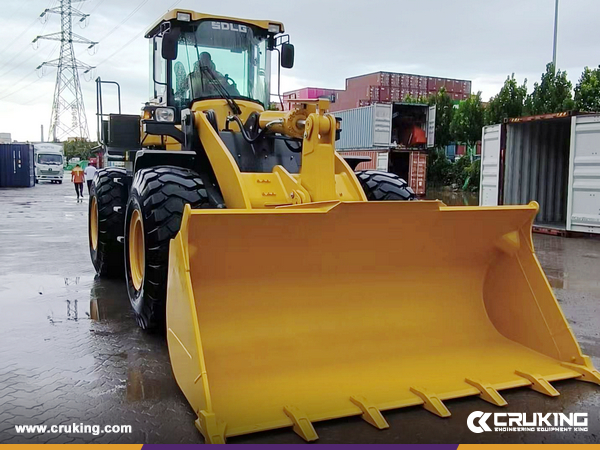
top-left (166, 200), bottom-right (600, 443)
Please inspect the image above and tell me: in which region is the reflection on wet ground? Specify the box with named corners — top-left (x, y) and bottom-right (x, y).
top-left (0, 180), bottom-right (598, 444)
top-left (426, 186), bottom-right (479, 206)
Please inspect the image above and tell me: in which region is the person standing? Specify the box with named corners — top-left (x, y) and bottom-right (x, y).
top-left (71, 164), bottom-right (85, 200)
top-left (84, 162), bottom-right (97, 194)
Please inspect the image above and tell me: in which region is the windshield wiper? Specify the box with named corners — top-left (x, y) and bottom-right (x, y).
top-left (199, 66), bottom-right (242, 116)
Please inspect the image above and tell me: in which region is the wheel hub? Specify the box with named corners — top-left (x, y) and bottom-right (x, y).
top-left (129, 209), bottom-right (145, 291)
top-left (90, 197), bottom-right (99, 251)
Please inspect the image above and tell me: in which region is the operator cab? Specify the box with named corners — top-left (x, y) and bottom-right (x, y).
top-left (145, 10), bottom-right (294, 116)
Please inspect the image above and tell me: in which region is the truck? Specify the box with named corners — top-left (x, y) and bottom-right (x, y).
top-left (33, 143), bottom-right (64, 184)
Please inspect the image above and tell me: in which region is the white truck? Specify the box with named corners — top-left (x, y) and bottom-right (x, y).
top-left (34, 143), bottom-right (64, 184)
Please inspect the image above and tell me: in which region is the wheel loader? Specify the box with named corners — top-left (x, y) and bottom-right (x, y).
top-left (88, 9), bottom-right (600, 444)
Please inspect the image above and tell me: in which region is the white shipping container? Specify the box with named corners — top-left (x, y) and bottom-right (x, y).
top-left (480, 113), bottom-right (600, 234)
top-left (334, 104), bottom-right (392, 150)
top-left (334, 103), bottom-right (436, 150)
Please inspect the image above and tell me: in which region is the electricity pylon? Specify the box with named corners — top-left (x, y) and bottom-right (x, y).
top-left (34, 0), bottom-right (97, 142)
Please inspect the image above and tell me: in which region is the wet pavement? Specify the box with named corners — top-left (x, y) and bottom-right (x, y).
top-left (0, 178), bottom-right (599, 444)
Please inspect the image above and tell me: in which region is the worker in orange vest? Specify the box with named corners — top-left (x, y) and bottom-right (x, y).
top-left (71, 164), bottom-right (85, 200)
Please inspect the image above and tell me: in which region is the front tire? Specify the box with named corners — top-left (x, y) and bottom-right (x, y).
top-left (124, 166), bottom-right (216, 331)
top-left (356, 170), bottom-right (416, 201)
top-left (89, 168), bottom-right (128, 277)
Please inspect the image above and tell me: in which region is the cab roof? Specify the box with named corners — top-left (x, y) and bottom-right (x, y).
top-left (145, 10), bottom-right (285, 38)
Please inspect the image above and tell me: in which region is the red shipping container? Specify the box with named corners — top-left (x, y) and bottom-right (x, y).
top-left (337, 150), bottom-right (382, 171)
top-left (379, 86), bottom-right (391, 102)
top-left (390, 73), bottom-right (400, 87)
top-left (368, 86), bottom-right (380, 101)
top-left (391, 88), bottom-right (401, 101)
top-left (427, 77), bottom-right (436, 91)
top-left (409, 151), bottom-right (427, 196)
top-left (379, 72), bottom-right (390, 86)
top-left (400, 75), bottom-right (410, 88)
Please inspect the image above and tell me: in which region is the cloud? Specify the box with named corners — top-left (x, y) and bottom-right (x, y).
top-left (0, 0), bottom-right (598, 141)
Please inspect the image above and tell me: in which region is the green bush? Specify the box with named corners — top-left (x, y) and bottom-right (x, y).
top-left (427, 152), bottom-right (481, 191)
top-left (427, 149), bottom-right (453, 187)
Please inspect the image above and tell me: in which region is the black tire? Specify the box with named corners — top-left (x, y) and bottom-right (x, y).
top-left (89, 168), bottom-right (129, 277)
top-left (124, 166), bottom-right (218, 331)
top-left (356, 170), bottom-right (416, 201)
top-left (58, 180), bottom-right (62, 184)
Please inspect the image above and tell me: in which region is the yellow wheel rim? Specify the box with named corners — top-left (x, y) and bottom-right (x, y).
top-left (129, 209), bottom-right (145, 291)
top-left (90, 196), bottom-right (99, 251)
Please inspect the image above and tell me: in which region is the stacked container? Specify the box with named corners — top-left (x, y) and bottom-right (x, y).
top-left (331, 71), bottom-right (471, 112)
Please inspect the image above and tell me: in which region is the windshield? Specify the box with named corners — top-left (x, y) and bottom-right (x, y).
top-left (171, 21), bottom-right (270, 109)
top-left (37, 154), bottom-right (62, 165)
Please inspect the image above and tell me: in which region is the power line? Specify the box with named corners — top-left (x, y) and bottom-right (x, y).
top-left (95, 0), bottom-right (150, 43)
top-left (0, 0), bottom-right (57, 75)
top-left (0, 71), bottom-right (39, 102)
top-left (0, 44), bottom-right (58, 100)
top-left (94, 0), bottom-right (184, 68)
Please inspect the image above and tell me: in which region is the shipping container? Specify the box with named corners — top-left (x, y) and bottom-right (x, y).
top-left (480, 113), bottom-right (600, 235)
top-left (379, 86), bottom-right (391, 102)
top-left (335, 103), bottom-right (436, 151)
top-left (335, 104), bottom-right (393, 149)
top-left (283, 87), bottom-right (343, 111)
top-left (0, 144), bottom-right (35, 188)
top-left (338, 149), bottom-right (427, 195)
top-left (336, 150), bottom-right (385, 171)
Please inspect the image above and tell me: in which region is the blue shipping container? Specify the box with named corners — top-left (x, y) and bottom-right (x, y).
top-left (0, 144), bottom-right (35, 187)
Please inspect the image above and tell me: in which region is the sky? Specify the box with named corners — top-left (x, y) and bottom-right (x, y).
top-left (0, 0), bottom-right (598, 142)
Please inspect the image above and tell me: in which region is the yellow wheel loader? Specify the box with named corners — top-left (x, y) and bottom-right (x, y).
top-left (88, 9), bottom-right (600, 444)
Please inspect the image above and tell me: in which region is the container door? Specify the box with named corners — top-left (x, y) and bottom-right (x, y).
top-left (427, 105), bottom-right (436, 148)
top-left (373, 104), bottom-right (392, 147)
top-left (409, 151), bottom-right (427, 196)
top-left (376, 152), bottom-right (389, 171)
top-left (567, 115), bottom-right (600, 234)
top-left (479, 124), bottom-right (502, 206)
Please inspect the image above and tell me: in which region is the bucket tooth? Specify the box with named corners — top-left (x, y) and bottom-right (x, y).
top-left (195, 410), bottom-right (226, 444)
top-left (283, 406), bottom-right (318, 442)
top-left (350, 396), bottom-right (389, 430)
top-left (409, 386), bottom-right (451, 417)
top-left (465, 378), bottom-right (508, 407)
top-left (561, 357), bottom-right (600, 385)
top-left (515, 370), bottom-right (560, 397)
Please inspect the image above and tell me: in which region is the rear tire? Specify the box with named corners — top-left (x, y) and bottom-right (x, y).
top-left (356, 170), bottom-right (416, 201)
top-left (124, 166), bottom-right (217, 331)
top-left (89, 168), bottom-right (128, 277)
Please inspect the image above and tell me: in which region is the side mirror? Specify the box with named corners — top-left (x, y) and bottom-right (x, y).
top-left (161, 28), bottom-right (181, 60)
top-left (280, 43), bottom-right (295, 69)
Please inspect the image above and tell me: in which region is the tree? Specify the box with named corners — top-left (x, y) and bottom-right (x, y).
top-left (525, 63), bottom-right (575, 115)
top-left (63, 138), bottom-right (98, 161)
top-left (428, 88), bottom-right (454, 149)
top-left (574, 66), bottom-right (600, 112)
top-left (450, 92), bottom-right (485, 147)
top-left (485, 74), bottom-right (528, 125)
top-left (426, 148), bottom-right (453, 187)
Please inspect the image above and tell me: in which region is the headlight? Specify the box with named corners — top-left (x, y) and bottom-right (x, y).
top-left (155, 107), bottom-right (175, 122)
top-left (177, 12), bottom-right (191, 22)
